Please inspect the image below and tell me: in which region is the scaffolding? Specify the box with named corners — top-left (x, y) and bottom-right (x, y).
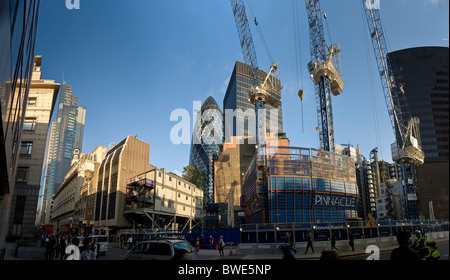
top-left (242, 147), bottom-right (359, 225)
top-left (126, 176), bottom-right (155, 211)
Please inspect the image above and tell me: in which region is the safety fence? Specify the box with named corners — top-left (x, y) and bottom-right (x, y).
top-left (238, 220), bottom-right (449, 254)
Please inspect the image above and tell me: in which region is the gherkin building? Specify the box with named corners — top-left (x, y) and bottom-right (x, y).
top-left (189, 96), bottom-right (223, 206)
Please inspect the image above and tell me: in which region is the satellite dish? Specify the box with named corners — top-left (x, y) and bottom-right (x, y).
top-left (108, 142), bottom-right (116, 150)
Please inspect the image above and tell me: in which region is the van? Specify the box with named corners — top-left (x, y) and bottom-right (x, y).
top-left (88, 235), bottom-right (108, 255)
top-left (124, 238), bottom-right (196, 260)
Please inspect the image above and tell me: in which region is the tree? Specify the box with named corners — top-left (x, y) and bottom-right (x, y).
top-left (182, 164), bottom-right (206, 190)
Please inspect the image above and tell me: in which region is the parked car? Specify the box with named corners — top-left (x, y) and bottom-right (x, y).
top-left (124, 238), bottom-right (196, 260)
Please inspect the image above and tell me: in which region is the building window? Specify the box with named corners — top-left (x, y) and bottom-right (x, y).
top-left (169, 177), bottom-right (172, 182)
top-left (27, 97), bottom-right (37, 106)
top-left (23, 117), bottom-right (36, 131)
top-left (19, 142), bottom-right (33, 156)
top-left (15, 167), bottom-right (29, 183)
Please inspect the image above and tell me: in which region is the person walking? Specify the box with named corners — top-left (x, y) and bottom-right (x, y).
top-left (348, 230), bottom-right (355, 251)
top-left (127, 235), bottom-right (133, 250)
top-left (55, 233), bottom-right (62, 259)
top-left (305, 231), bottom-right (314, 254)
top-left (81, 243), bottom-right (96, 260)
top-left (330, 232), bottom-right (339, 251)
top-left (45, 235), bottom-right (56, 260)
top-left (279, 244), bottom-right (295, 261)
top-left (92, 237), bottom-right (100, 260)
top-left (218, 236), bottom-right (225, 257)
top-left (391, 229), bottom-right (419, 261)
top-left (285, 232), bottom-right (297, 254)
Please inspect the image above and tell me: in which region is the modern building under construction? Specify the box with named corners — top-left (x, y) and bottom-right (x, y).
top-left (241, 144), bottom-right (359, 225)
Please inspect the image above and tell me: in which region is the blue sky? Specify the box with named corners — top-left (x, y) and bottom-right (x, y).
top-left (35, 0), bottom-right (449, 175)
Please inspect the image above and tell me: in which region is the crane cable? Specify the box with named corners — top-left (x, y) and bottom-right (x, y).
top-left (246, 0), bottom-right (274, 64)
top-left (292, 0), bottom-right (305, 134)
top-left (360, 1), bottom-right (383, 159)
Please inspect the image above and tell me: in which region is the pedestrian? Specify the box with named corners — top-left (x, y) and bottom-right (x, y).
top-left (391, 229), bottom-right (419, 261)
top-left (55, 233), bottom-right (61, 259)
top-left (304, 231), bottom-right (314, 254)
top-left (92, 237), bottom-right (100, 260)
top-left (348, 230), bottom-right (355, 251)
top-left (218, 236), bottom-right (225, 257)
top-left (127, 235), bottom-right (133, 250)
top-left (330, 232), bottom-right (339, 251)
top-left (45, 235), bottom-right (55, 260)
top-left (57, 233), bottom-right (66, 260)
top-left (82, 234), bottom-right (90, 252)
top-left (279, 244), bottom-right (295, 261)
top-left (209, 235), bottom-right (214, 249)
top-left (195, 236), bottom-right (200, 254)
top-left (81, 243), bottom-right (96, 260)
top-left (285, 232), bottom-right (297, 254)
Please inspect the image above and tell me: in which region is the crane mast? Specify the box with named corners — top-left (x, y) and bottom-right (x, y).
top-left (305, 0), bottom-right (343, 153)
top-left (362, 0), bottom-right (424, 220)
top-left (230, 0), bottom-right (281, 156)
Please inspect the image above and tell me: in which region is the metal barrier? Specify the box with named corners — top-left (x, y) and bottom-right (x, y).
top-left (238, 220), bottom-right (449, 254)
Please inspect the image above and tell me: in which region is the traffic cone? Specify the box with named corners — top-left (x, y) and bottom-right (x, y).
top-left (229, 246), bottom-right (233, 256)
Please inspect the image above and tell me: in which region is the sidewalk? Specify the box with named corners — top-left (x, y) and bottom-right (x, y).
top-left (2, 242), bottom-right (19, 260)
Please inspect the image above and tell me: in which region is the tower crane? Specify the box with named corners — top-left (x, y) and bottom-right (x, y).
top-left (305, 0), bottom-right (344, 153)
top-left (362, 0), bottom-right (424, 220)
top-left (230, 0), bottom-right (281, 223)
top-left (230, 0), bottom-right (281, 157)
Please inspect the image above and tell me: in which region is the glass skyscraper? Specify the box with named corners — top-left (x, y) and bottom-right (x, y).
top-left (387, 47), bottom-right (449, 219)
top-left (223, 61), bottom-right (283, 142)
top-left (189, 96), bottom-right (223, 206)
top-left (40, 81), bottom-right (86, 223)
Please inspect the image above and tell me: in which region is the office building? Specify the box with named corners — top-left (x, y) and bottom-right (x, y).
top-left (50, 145), bottom-right (107, 234)
top-left (387, 46), bottom-right (449, 219)
top-left (7, 56), bottom-right (59, 240)
top-left (94, 136), bottom-right (152, 236)
top-left (189, 96), bottom-right (223, 206)
top-left (0, 0), bottom-right (40, 255)
top-left (223, 61), bottom-right (283, 141)
top-left (39, 81), bottom-right (86, 224)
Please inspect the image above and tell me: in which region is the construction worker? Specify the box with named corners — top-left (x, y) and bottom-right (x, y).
top-left (423, 239), bottom-right (440, 261)
top-left (411, 230), bottom-right (424, 250)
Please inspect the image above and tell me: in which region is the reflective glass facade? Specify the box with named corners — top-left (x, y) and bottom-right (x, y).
top-left (223, 61), bottom-right (283, 141)
top-left (41, 82), bottom-right (85, 219)
top-left (189, 96), bottom-right (222, 205)
top-left (0, 0), bottom-right (40, 196)
top-left (0, 0), bottom-right (41, 252)
top-left (388, 47), bottom-right (449, 219)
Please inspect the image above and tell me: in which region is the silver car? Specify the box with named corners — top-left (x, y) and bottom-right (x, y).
top-left (124, 239), bottom-right (196, 260)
